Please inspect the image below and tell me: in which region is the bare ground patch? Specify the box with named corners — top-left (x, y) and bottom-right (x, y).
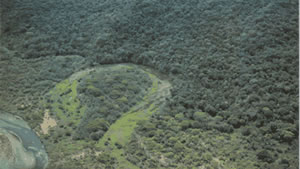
top-left (40, 109), bottom-right (57, 135)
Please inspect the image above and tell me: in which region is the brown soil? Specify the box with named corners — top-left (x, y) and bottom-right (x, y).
top-left (40, 109), bottom-right (57, 134)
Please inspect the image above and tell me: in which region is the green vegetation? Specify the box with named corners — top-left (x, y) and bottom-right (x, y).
top-left (126, 113), bottom-right (299, 169)
top-left (39, 64), bottom-right (165, 169)
top-left (47, 79), bottom-right (85, 125)
top-left (1, 1), bottom-right (297, 168)
top-left (96, 104), bottom-right (157, 169)
top-left (94, 69), bottom-right (161, 169)
top-left (86, 118), bottom-right (109, 132)
top-left (75, 65), bottom-right (152, 140)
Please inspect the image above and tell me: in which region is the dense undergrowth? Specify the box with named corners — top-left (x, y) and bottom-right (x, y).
top-left (0, 0), bottom-right (298, 168)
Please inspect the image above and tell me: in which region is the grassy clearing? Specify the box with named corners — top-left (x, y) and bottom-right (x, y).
top-left (40, 64), bottom-right (168, 169)
top-left (98, 104), bottom-right (156, 146)
top-left (96, 71), bottom-right (160, 169)
top-left (97, 104), bottom-right (157, 169)
top-left (48, 79), bottom-right (85, 125)
top-left (147, 73), bottom-right (158, 95)
top-left (42, 78), bottom-right (89, 166)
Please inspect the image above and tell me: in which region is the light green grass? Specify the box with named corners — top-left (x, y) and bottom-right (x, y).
top-left (148, 73), bottom-right (158, 95)
top-left (97, 104), bottom-right (157, 169)
top-left (96, 71), bottom-right (160, 169)
top-left (48, 79), bottom-right (85, 125)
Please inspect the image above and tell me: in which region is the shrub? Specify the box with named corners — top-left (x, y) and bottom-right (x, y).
top-left (117, 96), bottom-right (128, 103)
top-left (175, 113), bottom-right (185, 121)
top-left (202, 152), bottom-right (213, 162)
top-left (174, 142), bottom-right (184, 152)
top-left (193, 112), bottom-right (209, 122)
top-left (256, 150), bottom-right (274, 163)
top-left (180, 120), bottom-right (191, 130)
top-left (90, 131), bottom-right (105, 141)
top-left (86, 118), bottom-right (109, 132)
top-left (115, 142), bottom-right (123, 149)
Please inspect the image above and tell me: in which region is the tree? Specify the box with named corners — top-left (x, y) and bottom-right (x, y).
top-left (193, 112), bottom-right (209, 122)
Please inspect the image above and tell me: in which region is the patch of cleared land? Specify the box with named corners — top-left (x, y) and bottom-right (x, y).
top-left (40, 109), bottom-right (57, 134)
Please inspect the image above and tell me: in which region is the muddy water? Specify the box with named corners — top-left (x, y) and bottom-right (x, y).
top-left (0, 112), bottom-right (48, 169)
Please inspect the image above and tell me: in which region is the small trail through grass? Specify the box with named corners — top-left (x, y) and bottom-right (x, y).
top-left (96, 70), bottom-right (171, 169)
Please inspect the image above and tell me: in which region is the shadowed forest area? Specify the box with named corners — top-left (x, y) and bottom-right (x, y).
top-left (0, 0), bottom-right (298, 169)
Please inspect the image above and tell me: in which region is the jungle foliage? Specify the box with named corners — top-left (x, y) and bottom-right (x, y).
top-left (0, 0), bottom-right (298, 168)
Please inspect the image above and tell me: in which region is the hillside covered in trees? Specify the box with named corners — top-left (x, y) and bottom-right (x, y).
top-left (0, 0), bottom-right (298, 169)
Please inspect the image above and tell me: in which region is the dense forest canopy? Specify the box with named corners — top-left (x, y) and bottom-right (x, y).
top-left (0, 0), bottom-right (298, 169)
